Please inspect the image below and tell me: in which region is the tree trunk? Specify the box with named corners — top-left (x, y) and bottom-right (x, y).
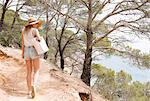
top-left (54, 48), bottom-right (58, 65)
top-left (0, 0), bottom-right (10, 32)
top-left (44, 30), bottom-right (49, 59)
top-left (57, 18), bottom-right (67, 70)
top-left (11, 11), bottom-right (18, 30)
top-left (58, 40), bottom-right (64, 70)
top-left (60, 51), bottom-right (64, 70)
top-left (81, 30), bottom-right (93, 86)
top-left (11, 0), bottom-right (25, 30)
top-left (44, 3), bottom-right (49, 59)
top-left (44, 36), bottom-right (49, 59)
top-left (81, 0), bottom-right (93, 86)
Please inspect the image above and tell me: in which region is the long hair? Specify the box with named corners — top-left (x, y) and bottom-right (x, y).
top-left (24, 25), bottom-right (33, 33)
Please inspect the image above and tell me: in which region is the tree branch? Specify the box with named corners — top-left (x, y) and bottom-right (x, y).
top-left (93, 0), bottom-right (148, 30)
top-left (77, 0), bottom-right (88, 8)
top-left (62, 28), bottom-right (80, 52)
top-left (92, 0), bottom-right (111, 21)
top-left (48, 4), bottom-right (85, 29)
top-left (92, 23), bottom-right (124, 47)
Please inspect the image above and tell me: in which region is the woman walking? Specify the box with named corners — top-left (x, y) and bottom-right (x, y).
top-left (21, 17), bottom-right (42, 98)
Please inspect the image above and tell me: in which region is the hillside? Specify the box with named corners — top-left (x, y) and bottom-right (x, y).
top-left (0, 45), bottom-right (106, 101)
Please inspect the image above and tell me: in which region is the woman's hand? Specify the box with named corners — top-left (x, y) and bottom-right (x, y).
top-left (22, 49), bottom-right (24, 59)
top-left (36, 36), bottom-right (42, 42)
top-left (32, 28), bottom-right (42, 42)
top-left (22, 53), bottom-right (24, 58)
top-left (21, 29), bottom-right (24, 59)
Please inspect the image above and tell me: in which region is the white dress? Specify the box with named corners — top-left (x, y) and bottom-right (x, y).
top-left (23, 28), bottom-right (39, 47)
top-left (23, 28), bottom-right (39, 60)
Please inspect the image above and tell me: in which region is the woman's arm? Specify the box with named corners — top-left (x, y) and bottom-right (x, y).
top-left (21, 29), bottom-right (24, 58)
top-left (33, 28), bottom-right (42, 41)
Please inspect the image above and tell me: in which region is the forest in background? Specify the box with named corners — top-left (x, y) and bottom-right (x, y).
top-left (0, 0), bottom-right (150, 100)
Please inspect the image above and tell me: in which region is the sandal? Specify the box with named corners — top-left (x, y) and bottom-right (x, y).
top-left (31, 86), bottom-right (36, 98)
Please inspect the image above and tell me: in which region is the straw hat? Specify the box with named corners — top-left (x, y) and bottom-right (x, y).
top-left (25, 17), bottom-right (42, 28)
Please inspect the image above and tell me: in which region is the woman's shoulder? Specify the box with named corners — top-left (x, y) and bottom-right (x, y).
top-left (31, 28), bottom-right (38, 31)
top-left (31, 28), bottom-right (39, 32)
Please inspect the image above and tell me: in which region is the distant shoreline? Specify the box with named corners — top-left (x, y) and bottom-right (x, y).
top-left (93, 55), bottom-right (150, 83)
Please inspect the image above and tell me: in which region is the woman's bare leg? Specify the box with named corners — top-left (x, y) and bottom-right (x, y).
top-left (32, 58), bottom-right (40, 86)
top-left (26, 59), bottom-right (33, 94)
top-left (29, 58), bottom-right (40, 98)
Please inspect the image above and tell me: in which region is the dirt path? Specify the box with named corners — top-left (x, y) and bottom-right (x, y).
top-left (0, 46), bottom-right (106, 101)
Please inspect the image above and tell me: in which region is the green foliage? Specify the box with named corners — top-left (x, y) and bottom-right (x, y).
top-left (112, 46), bottom-right (150, 69)
top-left (92, 21), bottom-right (109, 34)
top-left (0, 9), bottom-right (25, 29)
top-left (80, 32), bottom-right (111, 47)
top-left (92, 1), bottom-right (102, 13)
top-left (25, 0), bottom-right (38, 6)
top-left (116, 70), bottom-right (132, 85)
top-left (4, 10), bottom-right (15, 26)
top-left (92, 64), bottom-right (149, 101)
top-left (129, 81), bottom-right (149, 101)
top-left (56, 29), bottom-right (80, 56)
top-left (0, 31), bottom-right (21, 48)
top-left (0, 9), bottom-right (25, 48)
top-left (124, 47), bottom-right (150, 69)
top-left (94, 37), bottom-right (111, 47)
top-left (0, 31), bottom-right (12, 46)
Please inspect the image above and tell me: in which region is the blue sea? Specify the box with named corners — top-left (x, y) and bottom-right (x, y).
top-left (93, 55), bottom-right (150, 83)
